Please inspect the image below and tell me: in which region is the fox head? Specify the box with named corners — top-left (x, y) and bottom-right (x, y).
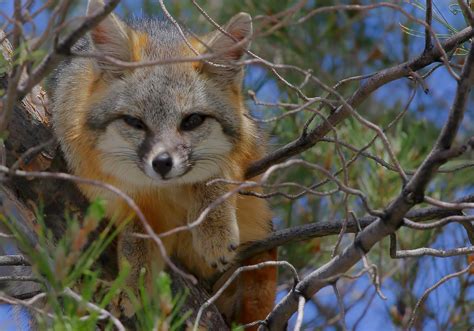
top-left (77, 0), bottom-right (255, 187)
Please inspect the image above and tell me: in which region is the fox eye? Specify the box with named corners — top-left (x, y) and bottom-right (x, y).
top-left (181, 113), bottom-right (205, 131)
top-left (122, 115), bottom-right (146, 130)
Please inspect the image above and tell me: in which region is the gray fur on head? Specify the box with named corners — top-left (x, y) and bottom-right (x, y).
top-left (51, 0), bottom-right (255, 188)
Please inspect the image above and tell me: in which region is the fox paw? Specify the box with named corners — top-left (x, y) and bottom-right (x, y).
top-left (192, 222), bottom-right (240, 271)
top-left (110, 291), bottom-right (135, 318)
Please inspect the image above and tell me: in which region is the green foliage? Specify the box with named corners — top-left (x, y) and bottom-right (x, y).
top-left (1, 199), bottom-right (187, 330)
top-left (131, 269), bottom-right (191, 331)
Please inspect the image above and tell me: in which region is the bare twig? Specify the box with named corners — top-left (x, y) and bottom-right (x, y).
top-left (63, 288), bottom-right (125, 331)
top-left (403, 215), bottom-right (474, 230)
top-left (10, 138), bottom-right (56, 172)
top-left (240, 194), bottom-right (474, 260)
top-left (17, 0), bottom-right (122, 97)
top-left (261, 37), bottom-right (474, 331)
top-left (390, 233), bottom-right (474, 258)
top-left (0, 254), bottom-right (30, 266)
top-left (293, 295), bottom-right (305, 331)
top-left (458, 0), bottom-right (474, 27)
top-left (332, 283), bottom-right (347, 331)
top-left (0, 275), bottom-right (40, 282)
top-left (193, 261), bottom-right (298, 331)
top-left (0, 165), bottom-right (196, 283)
top-left (425, 0), bottom-right (433, 51)
top-left (407, 263), bottom-right (473, 329)
top-left (246, 26), bottom-right (474, 179)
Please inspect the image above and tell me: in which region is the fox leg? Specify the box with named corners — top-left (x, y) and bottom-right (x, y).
top-left (212, 248), bottom-right (277, 328)
top-left (237, 247), bottom-right (278, 330)
top-left (113, 221), bottom-right (150, 318)
top-left (189, 182), bottom-right (240, 271)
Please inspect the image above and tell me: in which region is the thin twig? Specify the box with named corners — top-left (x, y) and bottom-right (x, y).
top-left (332, 283), bottom-right (347, 331)
top-left (63, 288), bottom-right (125, 331)
top-left (193, 261), bottom-right (298, 331)
top-left (0, 254), bottom-right (30, 266)
top-left (293, 295), bottom-right (306, 331)
top-left (0, 165), bottom-right (196, 283)
top-left (407, 263), bottom-right (473, 329)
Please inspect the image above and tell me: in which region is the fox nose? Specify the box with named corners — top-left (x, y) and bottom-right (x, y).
top-left (152, 152), bottom-right (173, 177)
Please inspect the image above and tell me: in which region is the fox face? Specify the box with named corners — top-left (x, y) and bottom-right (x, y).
top-left (88, 64), bottom-right (239, 186)
top-left (77, 0), bottom-right (254, 187)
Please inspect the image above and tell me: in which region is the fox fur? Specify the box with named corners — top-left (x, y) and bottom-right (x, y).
top-left (50, 0), bottom-right (276, 327)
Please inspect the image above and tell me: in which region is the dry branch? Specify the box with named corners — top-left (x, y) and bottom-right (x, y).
top-left (245, 26), bottom-right (474, 178)
top-left (262, 38), bottom-right (474, 330)
top-left (240, 194), bottom-right (474, 260)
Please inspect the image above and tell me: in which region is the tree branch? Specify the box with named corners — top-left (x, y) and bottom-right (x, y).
top-left (0, 254), bottom-right (29, 266)
top-left (407, 263), bottom-right (473, 329)
top-left (245, 26), bottom-right (474, 179)
top-left (240, 194), bottom-right (474, 261)
top-left (261, 38), bottom-right (474, 330)
top-left (17, 0), bottom-right (121, 98)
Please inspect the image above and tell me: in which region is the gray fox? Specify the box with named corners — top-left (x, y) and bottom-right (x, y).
top-left (50, 0), bottom-right (276, 327)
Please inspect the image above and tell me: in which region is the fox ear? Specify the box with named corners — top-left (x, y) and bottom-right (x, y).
top-left (86, 0), bottom-right (136, 76)
top-left (200, 12), bottom-right (253, 85)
